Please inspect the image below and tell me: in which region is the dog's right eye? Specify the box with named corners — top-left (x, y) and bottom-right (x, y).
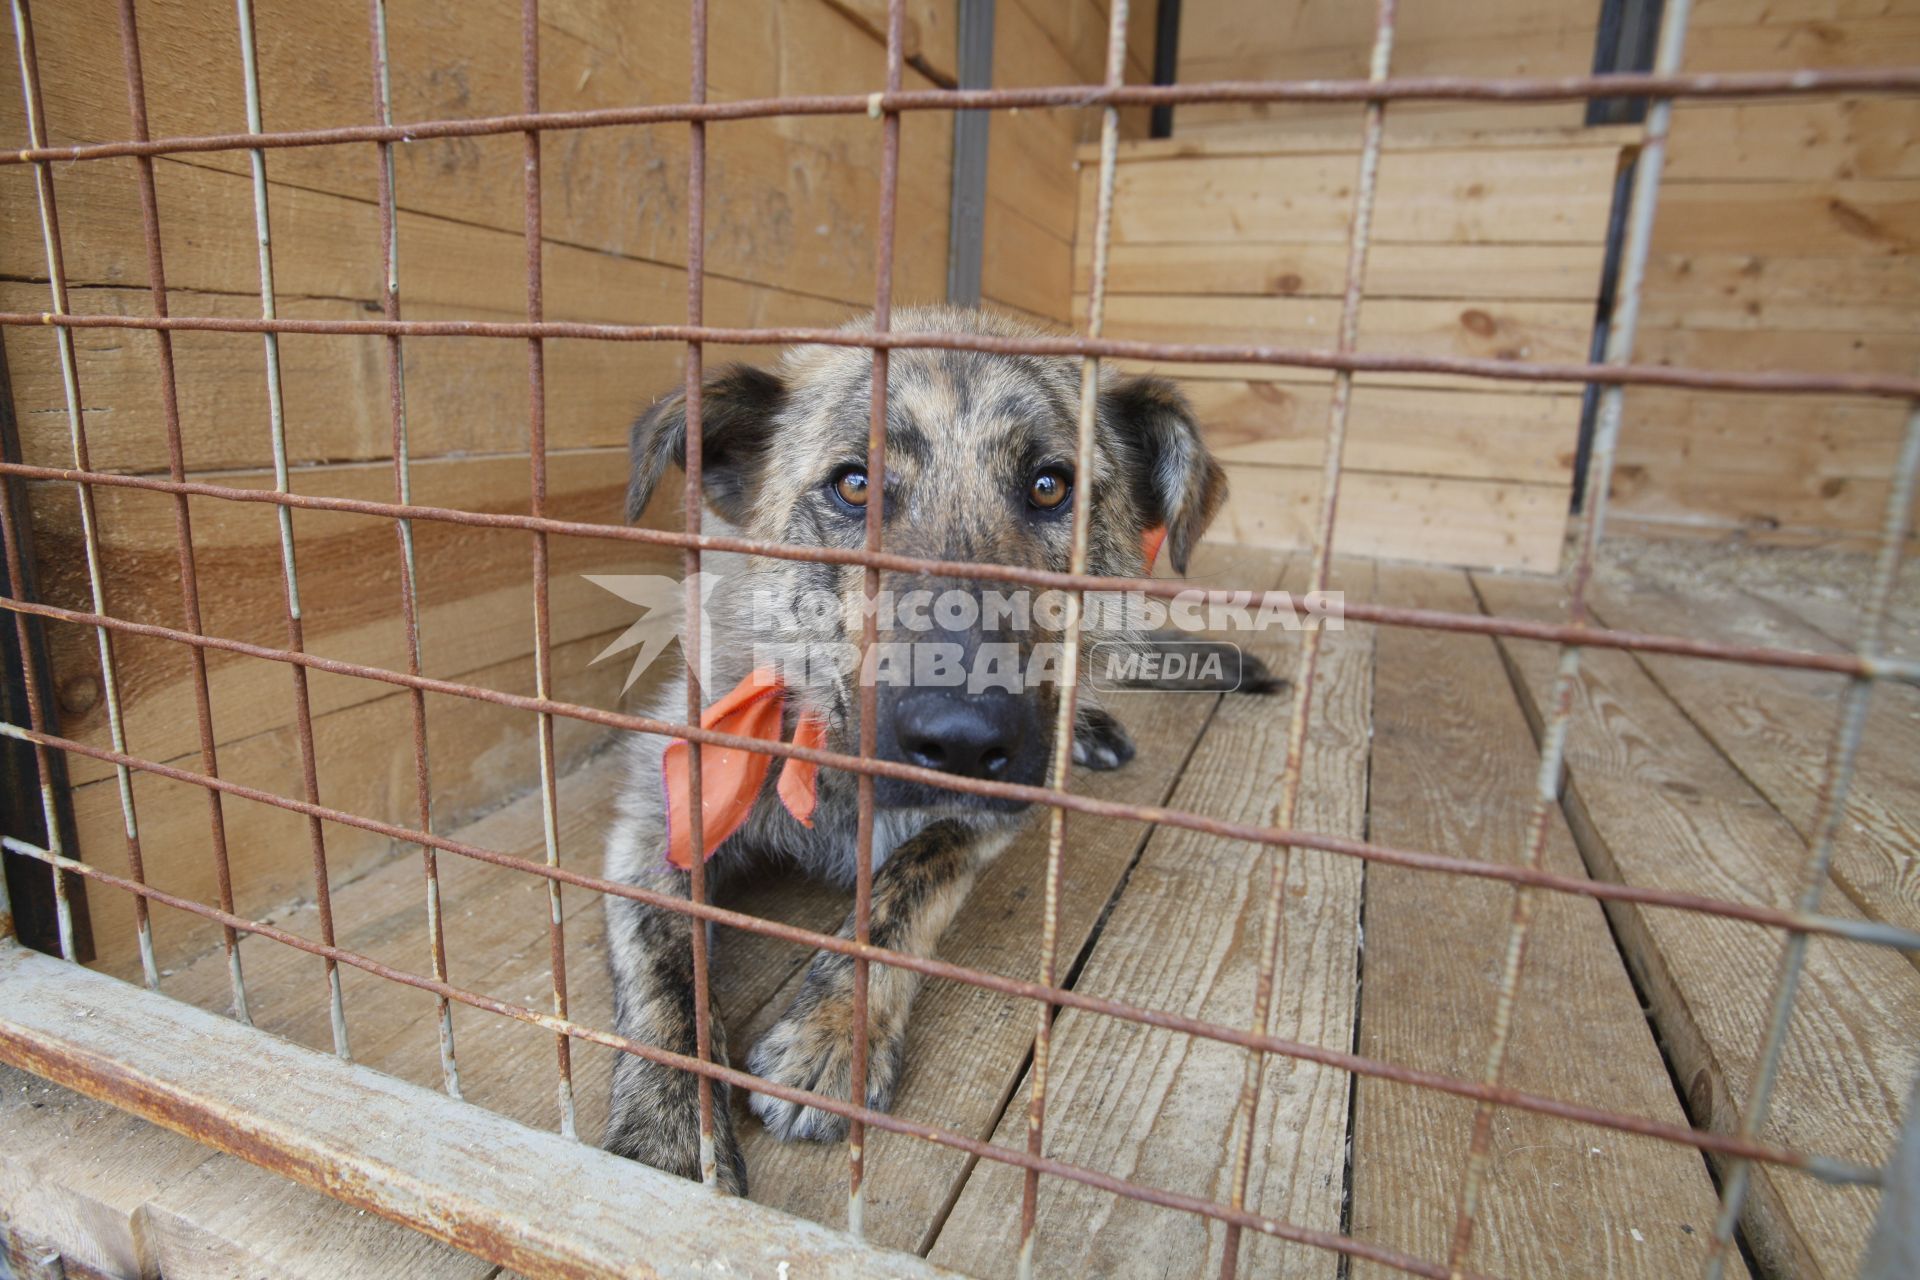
top-left (829, 465), bottom-right (869, 510)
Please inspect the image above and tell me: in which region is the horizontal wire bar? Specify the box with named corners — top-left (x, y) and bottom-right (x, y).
top-left (7, 312), bottom-right (1920, 401)
top-left (0, 822), bottom-right (1879, 1193)
top-left (6, 65), bottom-right (1920, 167)
top-left (3, 462), bottom-right (1916, 687)
top-left (4, 598), bottom-right (1918, 954)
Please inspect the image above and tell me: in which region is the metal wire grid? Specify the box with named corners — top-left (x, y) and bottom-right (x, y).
top-left (0, 0), bottom-right (1916, 1276)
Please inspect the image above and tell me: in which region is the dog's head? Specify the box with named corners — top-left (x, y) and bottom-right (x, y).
top-left (625, 306), bottom-right (1227, 810)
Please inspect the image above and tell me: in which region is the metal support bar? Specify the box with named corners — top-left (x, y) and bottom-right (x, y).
top-left (945, 0), bottom-right (994, 305)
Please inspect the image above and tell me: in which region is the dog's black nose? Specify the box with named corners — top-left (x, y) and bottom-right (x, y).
top-left (889, 689), bottom-right (1026, 780)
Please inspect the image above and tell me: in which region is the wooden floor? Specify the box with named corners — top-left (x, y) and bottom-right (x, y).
top-left (3, 540), bottom-right (1916, 1280)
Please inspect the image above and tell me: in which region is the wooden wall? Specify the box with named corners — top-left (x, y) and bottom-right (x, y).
top-left (1174, 0), bottom-right (1598, 137)
top-left (1616, 0), bottom-right (1920, 542)
top-left (1074, 129), bottom-right (1632, 571)
top-left (0, 0), bottom-right (959, 975)
top-left (1176, 0), bottom-right (1920, 543)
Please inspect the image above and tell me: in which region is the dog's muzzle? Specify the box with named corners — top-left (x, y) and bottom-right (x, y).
top-left (872, 624), bottom-right (1048, 810)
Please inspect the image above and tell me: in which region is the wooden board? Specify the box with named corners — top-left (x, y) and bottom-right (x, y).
top-left (1082, 295), bottom-right (1599, 369)
top-left (1183, 381), bottom-right (1580, 484)
top-left (1585, 573), bottom-right (1920, 961)
top-left (928, 556), bottom-right (1373, 1278)
top-left (1171, 0), bottom-right (1597, 136)
top-left (720, 547), bottom-right (1271, 1251)
top-left (0, 941), bottom-right (961, 1280)
top-left (1213, 466), bottom-right (1568, 573)
top-left (1352, 565), bottom-right (1741, 1279)
top-left (1611, 389), bottom-right (1917, 537)
top-left (1664, 100), bottom-right (1920, 183)
top-left (1639, 253), bottom-right (1920, 333)
top-left (1074, 240), bottom-right (1612, 301)
top-left (1084, 145), bottom-right (1624, 247)
top-left (1472, 570), bottom-right (1920, 1280)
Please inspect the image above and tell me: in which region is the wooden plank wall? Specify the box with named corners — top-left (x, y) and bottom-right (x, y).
top-left (0, 0), bottom-right (963, 976)
top-left (1072, 129), bottom-right (1632, 570)
top-left (1173, 0), bottom-right (1598, 137)
top-left (1176, 0), bottom-right (1920, 544)
top-left (1616, 0), bottom-right (1920, 541)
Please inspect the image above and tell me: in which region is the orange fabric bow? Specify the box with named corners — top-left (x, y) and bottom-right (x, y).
top-left (1141, 523), bottom-right (1168, 571)
top-left (662, 669), bottom-right (829, 870)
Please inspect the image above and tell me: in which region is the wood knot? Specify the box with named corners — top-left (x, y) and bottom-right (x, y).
top-left (1459, 309), bottom-right (1497, 337)
top-left (1688, 1068), bottom-right (1714, 1119)
top-left (58, 673), bottom-right (101, 717)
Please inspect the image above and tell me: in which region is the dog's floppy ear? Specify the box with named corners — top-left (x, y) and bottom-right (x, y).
top-left (626, 364), bottom-right (787, 525)
top-left (1102, 375), bottom-right (1228, 574)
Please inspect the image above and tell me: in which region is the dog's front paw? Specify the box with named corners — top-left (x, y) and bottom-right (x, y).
top-left (745, 989), bottom-right (903, 1142)
top-left (604, 1058), bottom-right (749, 1196)
top-left (1073, 705), bottom-right (1136, 771)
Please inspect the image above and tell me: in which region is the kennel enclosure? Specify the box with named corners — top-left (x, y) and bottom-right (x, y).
top-left (3, 0), bottom-right (1920, 1276)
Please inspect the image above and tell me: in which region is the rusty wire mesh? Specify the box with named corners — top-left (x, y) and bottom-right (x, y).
top-left (1, 0), bottom-right (1917, 1276)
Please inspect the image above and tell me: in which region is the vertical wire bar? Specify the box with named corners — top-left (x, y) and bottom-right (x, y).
top-left (1216, 5), bottom-right (1394, 1277)
top-left (116, 0), bottom-right (248, 1011)
top-left (681, 0), bottom-right (718, 1186)
top-left (0, 447), bottom-right (71, 960)
top-left (370, 0), bottom-right (459, 1098)
top-left (1701, 400), bottom-right (1920, 1279)
top-left (10, 0), bottom-right (152, 970)
top-left (846, 0), bottom-right (905, 1236)
top-left (1443, 4), bottom-right (1694, 1274)
top-left (520, 0), bottom-right (577, 1139)
top-left (1013, 3), bottom-right (1128, 1274)
top-left (234, 0), bottom-right (349, 1059)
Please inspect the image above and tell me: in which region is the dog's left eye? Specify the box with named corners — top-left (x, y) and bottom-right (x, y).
top-left (1028, 466), bottom-right (1072, 511)
top-left (829, 464), bottom-right (869, 510)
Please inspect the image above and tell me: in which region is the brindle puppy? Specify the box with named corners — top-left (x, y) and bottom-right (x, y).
top-left (602, 305), bottom-right (1228, 1194)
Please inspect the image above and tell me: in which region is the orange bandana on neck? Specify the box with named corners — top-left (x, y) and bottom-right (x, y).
top-left (662, 669), bottom-right (829, 870)
top-left (1141, 524), bottom-right (1168, 572)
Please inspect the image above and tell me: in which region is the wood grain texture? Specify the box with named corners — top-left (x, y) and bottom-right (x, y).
top-left (1184, 381), bottom-right (1580, 484)
top-left (0, 941), bottom-right (961, 1280)
top-left (929, 557), bottom-right (1372, 1278)
top-left (1085, 295), bottom-right (1599, 369)
top-left (1171, 0), bottom-right (1596, 136)
top-left (1473, 570), bottom-right (1920, 1280)
top-left (1087, 145), bottom-right (1623, 247)
top-left (0, 0), bottom-right (954, 312)
top-left (1074, 241), bottom-right (1612, 302)
top-left (1214, 466), bottom-right (1568, 573)
top-left (1586, 573), bottom-right (1920, 961)
top-left (1611, 389), bottom-right (1917, 538)
top-left (35, 448), bottom-right (652, 784)
top-left (1623, 0), bottom-right (1920, 538)
top-left (1352, 566), bottom-right (1740, 1279)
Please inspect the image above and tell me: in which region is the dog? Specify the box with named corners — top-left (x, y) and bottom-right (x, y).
top-left (601, 306), bottom-right (1230, 1195)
